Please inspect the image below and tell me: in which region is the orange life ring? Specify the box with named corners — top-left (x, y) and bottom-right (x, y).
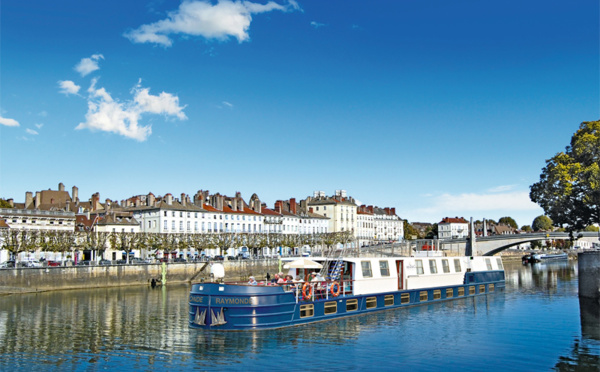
top-left (330, 281), bottom-right (341, 297)
top-left (302, 282), bottom-right (312, 300)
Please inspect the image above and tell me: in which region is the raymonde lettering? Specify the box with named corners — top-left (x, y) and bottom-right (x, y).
top-left (214, 297), bottom-right (252, 305)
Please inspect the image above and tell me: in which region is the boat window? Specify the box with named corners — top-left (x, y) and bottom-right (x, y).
top-left (420, 291), bottom-right (428, 302)
top-left (442, 259), bottom-right (450, 273)
top-left (453, 259), bottom-right (461, 272)
top-left (366, 297), bottom-right (377, 309)
top-left (458, 287), bottom-right (465, 296)
top-left (446, 288), bottom-right (453, 298)
top-left (346, 299), bottom-right (358, 312)
top-left (469, 286), bottom-right (475, 295)
top-left (433, 290), bottom-right (441, 300)
top-left (489, 284), bottom-right (494, 292)
top-left (379, 260), bottom-right (390, 277)
top-left (496, 258), bottom-right (504, 270)
top-left (361, 261), bottom-right (373, 278)
top-left (416, 260), bottom-right (424, 274)
top-left (479, 285), bottom-right (485, 293)
top-left (401, 293), bottom-right (410, 304)
top-left (324, 302), bottom-right (337, 315)
top-left (384, 295), bottom-right (394, 306)
top-left (300, 304), bottom-right (314, 318)
top-left (485, 258), bottom-right (492, 270)
top-left (429, 260), bottom-right (438, 274)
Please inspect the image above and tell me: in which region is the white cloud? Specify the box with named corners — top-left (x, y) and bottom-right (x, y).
top-left (75, 54), bottom-right (104, 77)
top-left (58, 80), bottom-right (81, 95)
top-left (26, 128), bottom-right (39, 135)
top-left (310, 21), bottom-right (325, 29)
top-left (407, 190), bottom-right (543, 226)
top-left (0, 115), bottom-right (19, 127)
top-left (222, 101), bottom-right (233, 108)
top-left (124, 0), bottom-right (299, 47)
top-left (75, 78), bottom-right (187, 141)
top-left (35, 123), bottom-right (44, 129)
top-left (488, 185), bottom-right (516, 193)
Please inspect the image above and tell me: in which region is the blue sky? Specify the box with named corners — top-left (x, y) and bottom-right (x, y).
top-left (1, 0), bottom-right (598, 227)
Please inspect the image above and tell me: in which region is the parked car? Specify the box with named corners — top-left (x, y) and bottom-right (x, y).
top-left (99, 259), bottom-right (111, 266)
top-left (212, 255), bottom-right (224, 261)
top-left (77, 261), bottom-right (92, 266)
top-left (46, 261), bottom-right (60, 267)
top-left (130, 257), bottom-right (145, 264)
top-left (0, 260), bottom-right (16, 269)
top-left (174, 257), bottom-right (187, 263)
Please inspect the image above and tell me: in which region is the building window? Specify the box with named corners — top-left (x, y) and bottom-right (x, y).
top-left (496, 258), bottom-right (504, 270)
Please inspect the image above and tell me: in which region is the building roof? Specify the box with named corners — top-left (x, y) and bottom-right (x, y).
top-left (439, 217), bottom-right (469, 224)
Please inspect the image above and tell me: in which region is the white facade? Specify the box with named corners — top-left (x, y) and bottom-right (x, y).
top-left (0, 208), bottom-right (75, 232)
top-left (438, 218), bottom-right (469, 239)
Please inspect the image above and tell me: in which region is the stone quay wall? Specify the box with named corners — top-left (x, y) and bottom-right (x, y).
top-left (0, 259), bottom-right (280, 295)
top-left (578, 251), bottom-right (600, 299)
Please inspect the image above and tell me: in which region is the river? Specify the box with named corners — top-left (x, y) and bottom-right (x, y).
top-left (0, 260), bottom-right (598, 371)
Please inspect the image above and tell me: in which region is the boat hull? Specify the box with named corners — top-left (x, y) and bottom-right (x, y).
top-left (189, 271), bottom-right (505, 331)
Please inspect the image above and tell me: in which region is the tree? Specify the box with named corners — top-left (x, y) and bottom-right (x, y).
top-left (584, 225), bottom-right (599, 232)
top-left (403, 221), bottom-right (419, 240)
top-left (521, 225), bottom-right (532, 232)
top-left (498, 217), bottom-right (518, 229)
top-left (0, 199), bottom-right (12, 208)
top-left (425, 223), bottom-right (438, 239)
top-left (530, 120), bottom-right (600, 232)
top-left (532, 215), bottom-right (553, 231)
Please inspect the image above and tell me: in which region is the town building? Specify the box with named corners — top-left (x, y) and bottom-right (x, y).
top-left (438, 217), bottom-right (469, 239)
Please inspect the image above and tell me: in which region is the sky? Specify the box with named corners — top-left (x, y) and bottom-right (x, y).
top-left (0, 0), bottom-right (598, 228)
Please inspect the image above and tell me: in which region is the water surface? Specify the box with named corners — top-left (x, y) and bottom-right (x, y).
top-left (0, 260), bottom-right (598, 371)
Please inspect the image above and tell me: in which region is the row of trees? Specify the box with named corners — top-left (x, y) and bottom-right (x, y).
top-left (0, 229), bottom-right (356, 263)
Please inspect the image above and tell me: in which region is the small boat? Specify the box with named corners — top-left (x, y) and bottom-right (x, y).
top-left (522, 252), bottom-right (568, 264)
top-left (188, 252), bottom-right (506, 331)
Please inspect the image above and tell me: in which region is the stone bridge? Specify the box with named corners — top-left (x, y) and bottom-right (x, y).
top-left (439, 231), bottom-right (600, 256)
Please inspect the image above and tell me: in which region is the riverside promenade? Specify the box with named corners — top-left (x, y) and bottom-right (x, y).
top-left (0, 259), bottom-right (280, 295)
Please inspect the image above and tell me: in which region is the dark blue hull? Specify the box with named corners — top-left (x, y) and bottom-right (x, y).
top-left (189, 271), bottom-right (505, 331)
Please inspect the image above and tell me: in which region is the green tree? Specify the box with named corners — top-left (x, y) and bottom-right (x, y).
top-left (403, 221), bottom-right (419, 240)
top-left (0, 199), bottom-right (13, 208)
top-left (498, 217), bottom-right (518, 229)
top-left (532, 215), bottom-right (553, 231)
top-left (530, 120), bottom-right (600, 232)
top-left (584, 225), bottom-right (599, 232)
top-left (521, 225), bottom-right (533, 232)
top-left (425, 223), bottom-right (438, 239)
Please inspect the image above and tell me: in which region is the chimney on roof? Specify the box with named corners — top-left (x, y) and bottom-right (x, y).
top-left (72, 186), bottom-right (79, 203)
top-left (148, 193), bottom-right (155, 207)
top-left (181, 193), bottom-right (186, 206)
top-left (274, 200), bottom-right (282, 213)
top-left (35, 192), bottom-right (41, 209)
top-left (7, 198), bottom-right (14, 208)
top-left (58, 182), bottom-right (65, 192)
top-left (92, 193), bottom-right (100, 211)
top-left (193, 190), bottom-right (204, 208)
top-left (290, 198), bottom-right (297, 214)
top-left (25, 192), bottom-right (33, 209)
top-left (66, 200), bottom-right (71, 212)
top-left (166, 193), bottom-right (173, 205)
top-left (391, 207), bottom-right (396, 215)
top-left (105, 199), bottom-right (111, 211)
top-left (385, 207), bottom-right (390, 215)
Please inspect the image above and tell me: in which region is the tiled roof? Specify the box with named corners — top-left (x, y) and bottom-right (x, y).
top-left (439, 217), bottom-right (469, 224)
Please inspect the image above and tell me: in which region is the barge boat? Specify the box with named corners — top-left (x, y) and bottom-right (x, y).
top-left (189, 253), bottom-right (505, 331)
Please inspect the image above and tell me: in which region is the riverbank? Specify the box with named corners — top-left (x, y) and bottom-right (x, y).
top-left (0, 259), bottom-right (280, 296)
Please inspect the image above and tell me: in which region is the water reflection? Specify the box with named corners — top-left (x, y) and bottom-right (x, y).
top-left (0, 260), bottom-right (597, 371)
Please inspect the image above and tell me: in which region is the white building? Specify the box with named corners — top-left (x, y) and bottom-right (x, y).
top-left (307, 190), bottom-right (357, 234)
top-left (438, 217), bottom-right (469, 239)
